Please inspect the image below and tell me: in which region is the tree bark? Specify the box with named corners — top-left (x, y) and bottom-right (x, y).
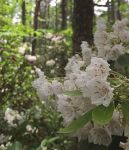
top-left (61, 0), bottom-right (67, 29)
top-left (72, 0), bottom-right (94, 54)
top-left (111, 0), bottom-right (115, 22)
top-left (32, 0), bottom-right (41, 56)
top-left (116, 0), bottom-right (122, 20)
top-left (21, 0), bottom-right (26, 42)
top-left (21, 0), bottom-right (26, 25)
top-left (55, 0), bottom-right (58, 30)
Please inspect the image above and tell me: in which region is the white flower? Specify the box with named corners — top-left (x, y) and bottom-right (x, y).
top-left (0, 134), bottom-right (8, 144)
top-left (88, 127), bottom-right (112, 146)
top-left (4, 108), bottom-right (24, 127)
top-left (35, 67), bottom-right (44, 77)
top-left (86, 78), bottom-right (114, 107)
top-left (0, 144), bottom-right (6, 150)
top-left (57, 94), bottom-right (94, 126)
top-left (86, 57), bottom-right (110, 80)
top-left (96, 19), bottom-right (107, 31)
top-left (94, 31), bottom-right (110, 51)
top-left (25, 55), bottom-right (37, 62)
top-left (46, 59), bottom-right (55, 67)
top-left (81, 41), bottom-right (92, 65)
top-left (32, 70), bottom-right (53, 100)
top-left (26, 125), bottom-right (37, 133)
top-left (119, 30), bottom-right (129, 43)
top-left (18, 43), bottom-right (28, 54)
top-left (63, 80), bottom-right (76, 91)
top-left (105, 44), bottom-right (124, 61)
top-left (113, 19), bottom-right (129, 34)
top-left (51, 80), bottom-right (63, 95)
top-left (74, 71), bottom-right (88, 89)
top-left (65, 55), bottom-right (83, 75)
top-left (106, 110), bottom-right (123, 136)
top-left (57, 94), bottom-right (75, 125)
top-left (26, 125), bottom-right (33, 132)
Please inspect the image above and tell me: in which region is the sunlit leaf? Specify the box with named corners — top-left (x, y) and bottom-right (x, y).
top-left (121, 101), bottom-right (129, 124)
top-left (117, 54), bottom-right (129, 67)
top-left (59, 110), bottom-right (92, 133)
top-left (92, 103), bottom-right (114, 125)
top-left (64, 90), bottom-right (82, 96)
top-left (7, 141), bottom-right (22, 150)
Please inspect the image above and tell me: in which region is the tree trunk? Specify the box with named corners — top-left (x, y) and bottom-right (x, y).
top-left (47, 2), bottom-right (50, 28)
top-left (39, 0), bottom-right (50, 29)
top-left (107, 0), bottom-right (111, 22)
top-left (116, 0), bottom-right (122, 20)
top-left (61, 0), bottom-right (67, 29)
top-left (32, 0), bottom-right (41, 56)
top-left (72, 0), bottom-right (94, 54)
top-left (68, 0), bottom-right (73, 26)
top-left (21, 0), bottom-right (26, 42)
top-left (111, 0), bottom-right (115, 22)
top-left (55, 0), bottom-right (58, 30)
top-left (21, 0), bottom-right (26, 25)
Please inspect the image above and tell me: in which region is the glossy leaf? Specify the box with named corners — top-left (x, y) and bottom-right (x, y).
top-left (121, 101), bottom-right (129, 124)
top-left (64, 90), bottom-right (82, 96)
top-left (92, 103), bottom-right (114, 125)
top-left (59, 110), bottom-right (92, 133)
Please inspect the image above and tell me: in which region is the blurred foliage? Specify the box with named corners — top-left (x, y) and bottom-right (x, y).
top-left (0, 1), bottom-right (72, 149)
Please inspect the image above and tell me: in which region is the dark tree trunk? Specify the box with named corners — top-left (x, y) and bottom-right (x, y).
top-left (72, 0), bottom-right (94, 54)
top-left (116, 0), bottom-right (122, 20)
top-left (47, 2), bottom-right (50, 28)
top-left (32, 0), bottom-right (41, 55)
top-left (21, 0), bottom-right (26, 42)
top-left (55, 0), bottom-right (58, 30)
top-left (61, 0), bottom-right (67, 29)
top-left (107, 0), bottom-right (111, 22)
top-left (39, 0), bottom-right (50, 29)
top-left (69, 0), bottom-right (73, 26)
top-left (21, 0), bottom-right (26, 25)
top-left (111, 0), bottom-right (115, 22)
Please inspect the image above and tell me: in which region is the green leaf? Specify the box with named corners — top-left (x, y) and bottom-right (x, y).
top-left (59, 110), bottom-right (92, 134)
top-left (117, 54), bottom-right (129, 67)
top-left (7, 141), bottom-right (22, 150)
top-left (121, 101), bottom-right (129, 124)
top-left (64, 90), bottom-right (82, 96)
top-left (92, 103), bottom-right (114, 125)
top-left (36, 147), bottom-right (42, 150)
top-left (41, 137), bottom-right (59, 147)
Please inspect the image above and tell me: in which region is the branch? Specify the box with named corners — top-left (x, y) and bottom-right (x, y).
top-left (94, 3), bottom-right (108, 7)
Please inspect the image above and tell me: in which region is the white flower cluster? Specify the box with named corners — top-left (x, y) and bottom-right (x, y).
top-left (4, 108), bottom-right (25, 127)
top-left (46, 59), bottom-right (55, 67)
top-left (32, 68), bottom-right (53, 100)
top-left (26, 125), bottom-right (38, 134)
top-left (91, 111), bottom-right (123, 146)
top-left (18, 43), bottom-right (29, 54)
top-left (32, 41), bottom-right (116, 146)
top-left (95, 18), bottom-right (129, 61)
top-left (32, 18), bottom-right (129, 146)
top-left (25, 55), bottom-right (37, 62)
